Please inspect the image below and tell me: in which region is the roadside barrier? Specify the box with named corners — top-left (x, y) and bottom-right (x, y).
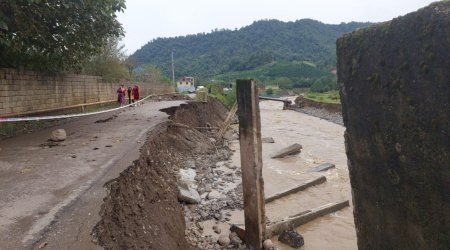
top-left (0, 93), bottom-right (173, 122)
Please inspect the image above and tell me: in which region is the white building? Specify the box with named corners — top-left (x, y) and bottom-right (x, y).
top-left (176, 76), bottom-right (195, 92)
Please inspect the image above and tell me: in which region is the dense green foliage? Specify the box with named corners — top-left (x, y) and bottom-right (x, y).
top-left (132, 19), bottom-right (371, 85)
top-left (310, 76), bottom-right (338, 92)
top-left (0, 0), bottom-right (125, 71)
top-left (212, 61), bottom-right (335, 89)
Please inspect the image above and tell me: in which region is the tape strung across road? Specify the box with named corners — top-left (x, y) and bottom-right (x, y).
top-left (0, 93), bottom-right (160, 122)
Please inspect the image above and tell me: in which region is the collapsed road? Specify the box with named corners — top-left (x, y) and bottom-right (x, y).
top-left (0, 97), bottom-right (190, 249)
top-left (0, 95), bottom-right (355, 250)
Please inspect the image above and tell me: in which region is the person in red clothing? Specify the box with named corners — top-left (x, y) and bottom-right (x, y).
top-left (117, 84), bottom-right (126, 106)
top-left (132, 85), bottom-right (140, 106)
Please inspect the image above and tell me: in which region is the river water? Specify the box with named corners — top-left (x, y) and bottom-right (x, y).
top-left (228, 99), bottom-right (357, 250)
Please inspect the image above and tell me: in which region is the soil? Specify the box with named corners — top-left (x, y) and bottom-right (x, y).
top-left (93, 123), bottom-right (204, 250)
top-left (293, 96), bottom-right (342, 113)
top-left (290, 95), bottom-right (344, 125)
top-left (93, 98), bottom-right (232, 250)
top-left (161, 98), bottom-right (229, 128)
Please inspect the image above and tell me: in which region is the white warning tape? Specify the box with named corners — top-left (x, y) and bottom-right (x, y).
top-left (0, 93), bottom-right (159, 122)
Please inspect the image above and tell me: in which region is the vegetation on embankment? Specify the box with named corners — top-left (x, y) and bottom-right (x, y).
top-left (304, 91), bottom-right (340, 104)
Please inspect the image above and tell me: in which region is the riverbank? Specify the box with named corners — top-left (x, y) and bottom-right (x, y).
top-left (292, 106), bottom-right (343, 126)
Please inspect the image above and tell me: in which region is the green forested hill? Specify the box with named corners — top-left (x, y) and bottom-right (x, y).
top-left (131, 19), bottom-right (371, 85)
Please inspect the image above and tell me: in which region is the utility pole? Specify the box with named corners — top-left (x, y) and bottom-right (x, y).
top-left (171, 49), bottom-right (175, 90)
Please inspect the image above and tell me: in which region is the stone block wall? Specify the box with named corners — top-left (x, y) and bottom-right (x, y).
top-left (337, 2), bottom-right (449, 249)
top-left (0, 69), bottom-right (174, 117)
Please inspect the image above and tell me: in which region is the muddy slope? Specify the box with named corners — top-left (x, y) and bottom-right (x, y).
top-left (93, 99), bottom-right (227, 249)
top-left (162, 99), bottom-right (228, 128)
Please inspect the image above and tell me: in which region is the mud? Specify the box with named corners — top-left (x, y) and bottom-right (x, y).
top-left (92, 98), bottom-right (231, 249)
top-left (161, 99), bottom-right (229, 128)
top-left (92, 97), bottom-right (354, 250)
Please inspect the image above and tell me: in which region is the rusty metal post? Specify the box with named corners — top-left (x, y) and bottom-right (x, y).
top-left (236, 79), bottom-right (266, 250)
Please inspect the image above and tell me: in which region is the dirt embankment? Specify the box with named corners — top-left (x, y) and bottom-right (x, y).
top-left (291, 96), bottom-right (344, 126)
top-left (92, 99), bottom-right (231, 249)
top-left (294, 96), bottom-right (342, 113)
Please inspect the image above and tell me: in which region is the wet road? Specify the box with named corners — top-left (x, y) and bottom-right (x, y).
top-left (0, 100), bottom-right (186, 250)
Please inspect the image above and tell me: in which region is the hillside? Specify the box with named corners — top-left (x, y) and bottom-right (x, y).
top-left (131, 19), bottom-right (372, 84)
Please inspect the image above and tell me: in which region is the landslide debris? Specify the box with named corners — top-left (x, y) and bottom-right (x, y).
top-left (92, 99), bottom-right (242, 250)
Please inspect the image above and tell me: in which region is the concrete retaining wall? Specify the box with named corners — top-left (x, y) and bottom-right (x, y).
top-left (337, 2), bottom-right (449, 249)
top-left (0, 69), bottom-right (174, 117)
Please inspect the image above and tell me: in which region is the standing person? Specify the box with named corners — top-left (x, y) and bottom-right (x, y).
top-left (117, 84), bottom-right (126, 106)
top-left (132, 85), bottom-right (140, 106)
top-left (127, 86), bottom-right (132, 104)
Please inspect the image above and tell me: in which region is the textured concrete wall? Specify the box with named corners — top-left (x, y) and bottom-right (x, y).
top-left (0, 69), bottom-right (174, 116)
top-left (337, 2), bottom-right (449, 249)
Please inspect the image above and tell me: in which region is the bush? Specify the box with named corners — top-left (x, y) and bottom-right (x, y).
top-left (211, 87), bottom-right (236, 109)
top-left (266, 88), bottom-right (274, 96)
top-left (223, 88), bottom-right (236, 108)
top-left (310, 76), bottom-right (337, 93)
top-left (310, 80), bottom-right (331, 93)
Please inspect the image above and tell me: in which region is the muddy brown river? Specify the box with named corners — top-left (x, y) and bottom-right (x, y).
top-left (228, 100), bottom-right (356, 250)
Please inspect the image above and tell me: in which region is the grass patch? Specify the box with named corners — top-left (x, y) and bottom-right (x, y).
top-left (305, 90), bottom-right (341, 104)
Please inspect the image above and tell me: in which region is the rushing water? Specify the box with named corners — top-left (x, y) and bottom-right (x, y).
top-left (229, 100), bottom-right (357, 250)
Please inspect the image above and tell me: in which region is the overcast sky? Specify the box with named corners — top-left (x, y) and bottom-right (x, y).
top-left (117, 0), bottom-right (437, 54)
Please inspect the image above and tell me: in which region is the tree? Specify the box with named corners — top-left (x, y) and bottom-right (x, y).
top-left (310, 76), bottom-right (337, 92)
top-left (136, 64), bottom-right (168, 84)
top-left (276, 77), bottom-right (293, 89)
top-left (124, 57), bottom-right (137, 80)
top-left (83, 36), bottom-right (127, 81)
top-left (131, 19), bottom-right (371, 80)
top-left (0, 0), bottom-right (125, 71)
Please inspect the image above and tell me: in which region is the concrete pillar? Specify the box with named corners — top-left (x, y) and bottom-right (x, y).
top-left (337, 2), bottom-right (449, 249)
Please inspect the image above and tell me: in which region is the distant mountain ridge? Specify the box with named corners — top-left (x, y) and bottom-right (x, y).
top-left (131, 19), bottom-right (372, 82)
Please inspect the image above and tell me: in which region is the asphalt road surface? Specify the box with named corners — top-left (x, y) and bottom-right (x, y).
top-left (0, 100), bottom-right (186, 250)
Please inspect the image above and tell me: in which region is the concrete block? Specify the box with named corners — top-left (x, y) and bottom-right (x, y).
top-left (308, 163), bottom-right (335, 172)
top-left (262, 137), bottom-right (275, 143)
top-left (270, 143), bottom-right (302, 158)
